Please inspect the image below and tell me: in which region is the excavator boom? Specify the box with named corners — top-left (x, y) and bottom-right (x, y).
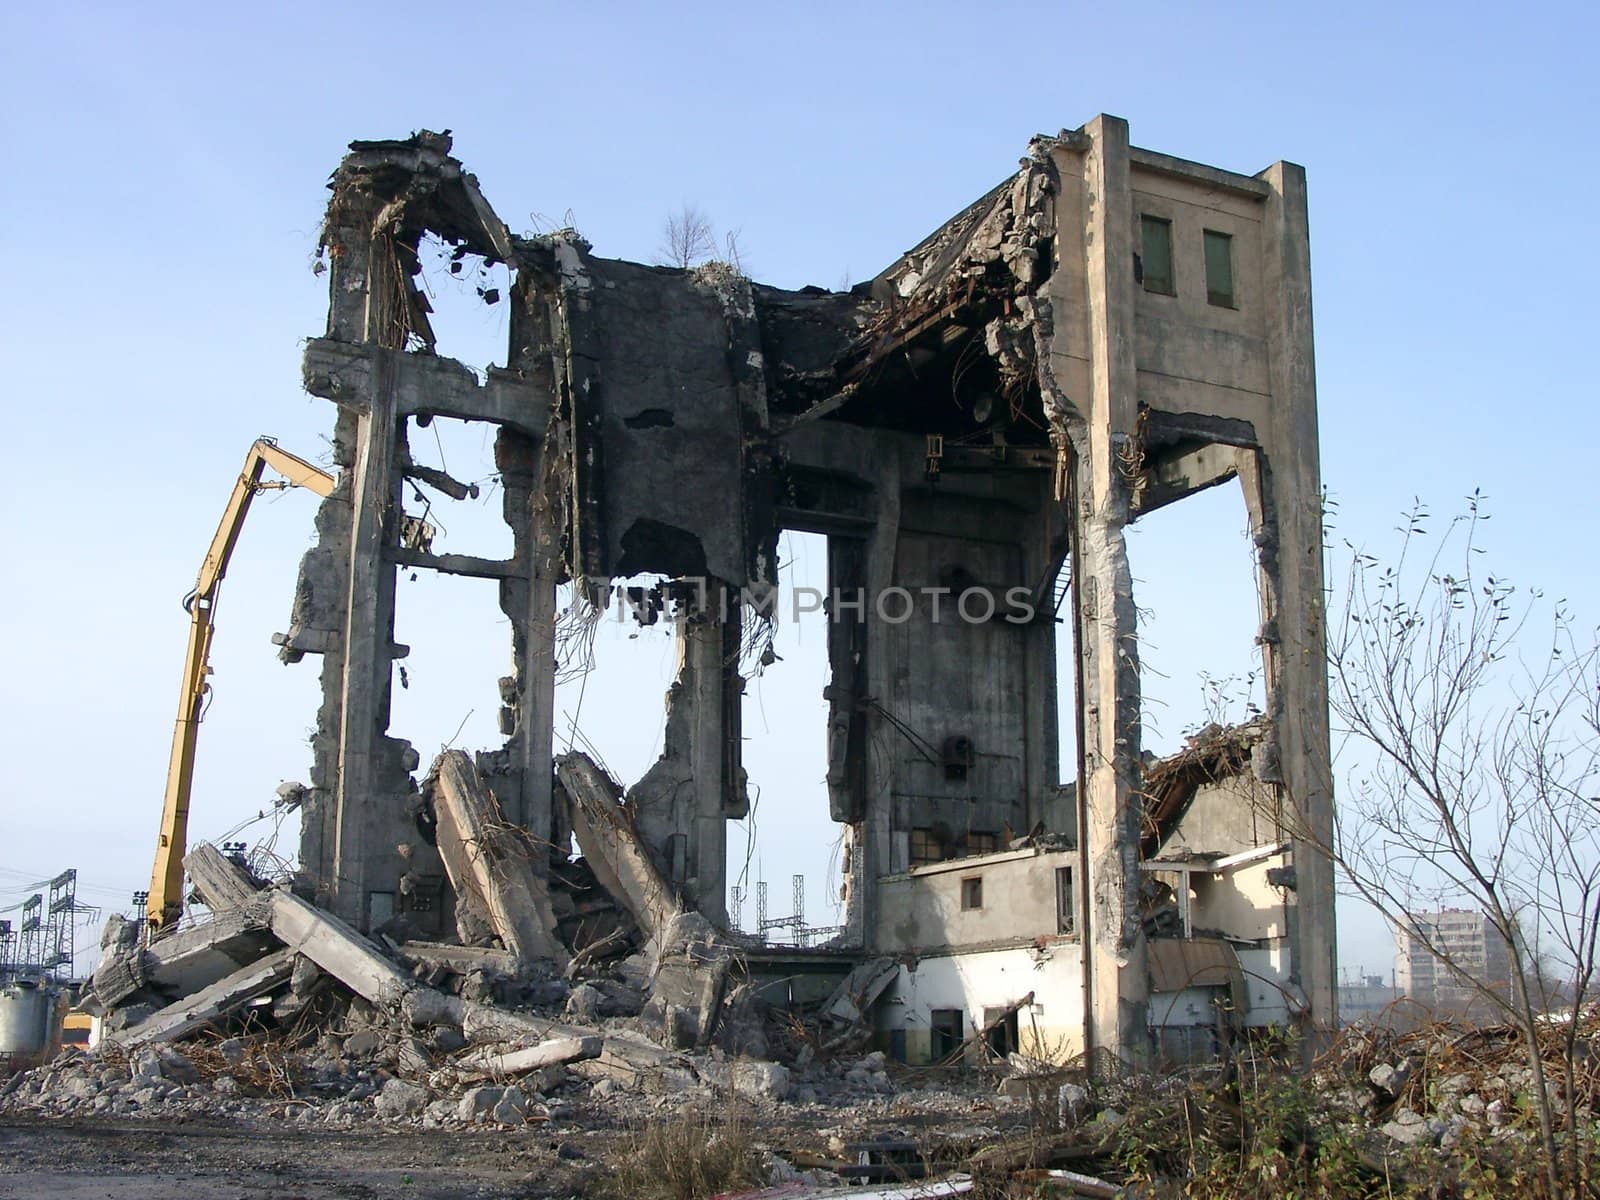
top-left (146, 438), bottom-right (335, 934)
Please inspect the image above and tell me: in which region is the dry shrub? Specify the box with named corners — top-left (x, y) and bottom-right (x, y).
top-left (591, 1104), bottom-right (765, 1200)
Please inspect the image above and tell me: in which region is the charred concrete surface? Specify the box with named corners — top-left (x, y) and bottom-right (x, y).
top-left (250, 115), bottom-right (1334, 1069)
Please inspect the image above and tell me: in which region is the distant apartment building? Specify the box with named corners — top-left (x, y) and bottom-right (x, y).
top-left (1395, 909), bottom-right (1516, 1012)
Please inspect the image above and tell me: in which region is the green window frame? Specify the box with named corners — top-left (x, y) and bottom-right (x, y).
top-left (1204, 229), bottom-right (1235, 308)
top-left (1140, 215), bottom-right (1175, 296)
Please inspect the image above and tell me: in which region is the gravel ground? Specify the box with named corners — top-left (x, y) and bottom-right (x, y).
top-left (0, 1114), bottom-right (606, 1199)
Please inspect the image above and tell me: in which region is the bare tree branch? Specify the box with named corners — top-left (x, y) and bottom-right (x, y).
top-left (1317, 492), bottom-right (1600, 1193)
top-left (656, 203), bottom-right (717, 269)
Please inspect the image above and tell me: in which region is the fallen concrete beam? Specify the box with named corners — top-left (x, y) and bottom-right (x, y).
top-left (267, 888), bottom-right (416, 1008)
top-left (113, 949), bottom-right (294, 1049)
top-left (396, 941), bottom-right (520, 978)
top-left (426, 751), bottom-right (567, 967)
top-left (567, 1032), bottom-right (683, 1088)
top-left (96, 902), bottom-right (277, 1009)
top-left (556, 753), bottom-right (682, 939)
top-left (456, 1035), bottom-right (602, 1078)
top-left (189, 843), bottom-right (420, 1009)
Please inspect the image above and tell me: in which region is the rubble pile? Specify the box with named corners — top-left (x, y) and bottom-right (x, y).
top-left (6, 998), bottom-right (1594, 1196)
top-left (0, 753), bottom-right (951, 1146)
top-left (7, 745), bottom-right (1592, 1195)
top-left (1316, 1009), bottom-right (1600, 1152)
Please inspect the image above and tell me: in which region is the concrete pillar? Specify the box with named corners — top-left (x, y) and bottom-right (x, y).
top-left (859, 441), bottom-right (901, 952)
top-left (329, 347), bottom-right (401, 929)
top-left (521, 485), bottom-right (558, 858)
top-left (322, 206), bottom-right (405, 931)
top-left (1255, 160), bottom-right (1338, 1034)
top-left (683, 600), bottom-right (728, 925)
top-left (493, 429), bottom-right (557, 862)
top-left (1075, 114), bottom-right (1148, 1069)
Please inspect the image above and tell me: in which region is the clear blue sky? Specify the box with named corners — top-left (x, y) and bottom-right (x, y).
top-left (2, 1), bottom-right (1595, 978)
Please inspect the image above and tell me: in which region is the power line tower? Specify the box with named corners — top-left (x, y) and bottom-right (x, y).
top-left (759, 874), bottom-right (808, 945)
top-left (729, 885), bottom-right (744, 933)
top-left (0, 919), bottom-right (13, 982)
top-left (18, 894), bottom-right (42, 979)
top-left (43, 870), bottom-right (77, 980)
top-left (756, 881), bottom-right (768, 943)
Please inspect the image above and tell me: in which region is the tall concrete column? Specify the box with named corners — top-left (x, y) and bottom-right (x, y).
top-left (859, 442), bottom-right (901, 952)
top-left (1074, 114), bottom-right (1148, 1068)
top-left (683, 601), bottom-right (729, 925)
top-left (520, 479), bottom-right (559, 860)
top-left (330, 353), bottom-right (401, 927)
top-left (324, 215), bottom-right (405, 930)
top-left (1256, 160), bottom-right (1337, 1034)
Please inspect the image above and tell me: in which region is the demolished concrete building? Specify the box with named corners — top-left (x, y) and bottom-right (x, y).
top-left (256, 114), bottom-right (1333, 1069)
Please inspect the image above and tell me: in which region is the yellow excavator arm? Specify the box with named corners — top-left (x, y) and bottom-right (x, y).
top-left (146, 438), bottom-right (336, 935)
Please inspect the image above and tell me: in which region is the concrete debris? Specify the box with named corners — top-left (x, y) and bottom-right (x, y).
top-left (456, 1034), bottom-right (602, 1079)
top-left (729, 1058), bottom-right (791, 1102)
top-left (113, 950), bottom-right (295, 1050)
top-left (556, 752), bottom-right (684, 940)
top-left (423, 750), bottom-right (566, 968)
top-left (98, 913), bottom-right (286, 1015)
top-left (372, 1077), bottom-right (427, 1119)
top-left (393, 940), bottom-right (520, 979)
top-left (265, 883), bottom-right (418, 1010)
top-left (184, 840), bottom-right (267, 911)
top-left (821, 957), bottom-right (897, 1025)
top-left (10, 1004), bottom-right (1587, 1198)
top-left (489, 1085), bottom-right (530, 1125)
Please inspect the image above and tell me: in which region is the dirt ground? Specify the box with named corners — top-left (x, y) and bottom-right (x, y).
top-left (0, 1115), bottom-right (612, 1199)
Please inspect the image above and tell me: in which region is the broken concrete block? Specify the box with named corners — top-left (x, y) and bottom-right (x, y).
top-left (401, 987), bottom-right (466, 1030)
top-left (183, 843), bottom-right (498, 1038)
top-left (425, 750), bottom-right (566, 967)
top-left (1381, 1107), bottom-right (1442, 1146)
top-left (373, 1077), bottom-right (428, 1119)
top-left (185, 844), bottom-right (412, 1010)
top-left (126, 904), bottom-right (277, 1007)
top-left (342, 1030), bottom-right (383, 1059)
top-left (643, 911), bottom-right (735, 1049)
top-left (729, 1059), bottom-right (790, 1101)
top-left (564, 982), bottom-right (602, 1022)
top-left (567, 1030), bottom-right (683, 1091)
top-left (1369, 1060), bottom-right (1413, 1099)
top-left (397, 1038), bottom-right (432, 1076)
top-left (131, 1046), bottom-right (199, 1085)
top-left (491, 1087), bottom-right (529, 1125)
top-left (1058, 1082), bottom-right (1091, 1125)
top-left (457, 1085), bottom-right (504, 1122)
top-left (113, 949), bottom-right (295, 1050)
top-left (96, 858), bottom-right (271, 1012)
